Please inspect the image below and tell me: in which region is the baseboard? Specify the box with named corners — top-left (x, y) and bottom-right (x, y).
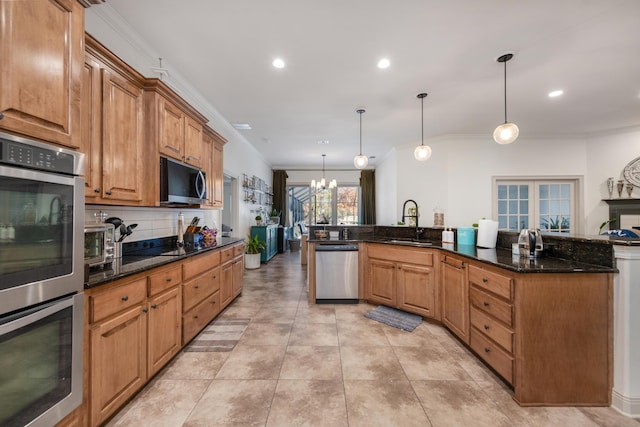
top-left (612, 390), bottom-right (640, 418)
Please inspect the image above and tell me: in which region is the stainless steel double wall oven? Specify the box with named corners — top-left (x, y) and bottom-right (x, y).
top-left (0, 132), bottom-right (85, 427)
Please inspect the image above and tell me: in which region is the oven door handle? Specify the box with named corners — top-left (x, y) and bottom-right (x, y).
top-left (0, 294), bottom-right (76, 334)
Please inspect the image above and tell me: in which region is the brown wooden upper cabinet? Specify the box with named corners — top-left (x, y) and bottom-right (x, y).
top-left (145, 79), bottom-right (208, 169)
top-left (0, 0), bottom-right (84, 149)
top-left (203, 125), bottom-right (227, 208)
top-left (82, 35), bottom-right (153, 205)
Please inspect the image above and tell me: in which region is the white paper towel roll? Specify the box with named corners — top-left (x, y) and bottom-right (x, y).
top-left (477, 219), bottom-right (499, 248)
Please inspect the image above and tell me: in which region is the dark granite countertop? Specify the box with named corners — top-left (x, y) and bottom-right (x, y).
top-left (307, 233), bottom-right (617, 274)
top-left (86, 236), bottom-right (245, 288)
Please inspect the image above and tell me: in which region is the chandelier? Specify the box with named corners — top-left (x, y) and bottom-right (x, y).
top-left (311, 154), bottom-right (336, 190)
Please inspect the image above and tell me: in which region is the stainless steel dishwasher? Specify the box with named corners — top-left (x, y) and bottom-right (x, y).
top-left (315, 243), bottom-right (359, 303)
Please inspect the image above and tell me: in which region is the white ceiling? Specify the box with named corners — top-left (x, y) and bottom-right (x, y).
top-left (105, 0), bottom-right (640, 169)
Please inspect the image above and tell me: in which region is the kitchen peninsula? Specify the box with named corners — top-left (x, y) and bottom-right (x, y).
top-left (307, 225), bottom-right (616, 407)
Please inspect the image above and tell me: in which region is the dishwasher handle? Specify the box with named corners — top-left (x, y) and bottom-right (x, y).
top-left (315, 244), bottom-right (359, 251)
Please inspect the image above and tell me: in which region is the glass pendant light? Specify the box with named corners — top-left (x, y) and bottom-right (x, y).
top-left (414, 93), bottom-right (432, 161)
top-left (493, 53), bottom-right (519, 145)
top-left (353, 108), bottom-right (368, 169)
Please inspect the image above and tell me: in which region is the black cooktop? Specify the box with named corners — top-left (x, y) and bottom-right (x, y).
top-left (120, 236), bottom-right (199, 264)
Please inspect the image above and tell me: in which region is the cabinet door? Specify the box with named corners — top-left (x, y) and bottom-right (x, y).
top-left (232, 256), bottom-right (244, 297)
top-left (184, 116), bottom-right (203, 168)
top-left (0, 0), bottom-right (83, 148)
top-left (212, 141), bottom-right (224, 206)
top-left (367, 258), bottom-right (396, 306)
top-left (101, 68), bottom-right (144, 202)
top-left (148, 287), bottom-right (181, 377)
top-left (442, 257), bottom-right (469, 343)
top-left (81, 54), bottom-right (103, 200)
top-left (158, 97), bottom-right (184, 160)
top-left (90, 304), bottom-right (147, 426)
top-left (397, 263), bottom-right (435, 318)
top-left (220, 261), bottom-right (234, 308)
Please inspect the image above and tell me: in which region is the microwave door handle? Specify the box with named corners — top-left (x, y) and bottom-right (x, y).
top-left (196, 170), bottom-right (206, 200)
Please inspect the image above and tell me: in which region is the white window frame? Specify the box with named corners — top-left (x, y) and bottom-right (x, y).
top-left (492, 176), bottom-right (583, 234)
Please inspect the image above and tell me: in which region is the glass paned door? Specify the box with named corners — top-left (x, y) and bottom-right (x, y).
top-left (537, 182), bottom-right (573, 234)
top-left (497, 183), bottom-right (530, 230)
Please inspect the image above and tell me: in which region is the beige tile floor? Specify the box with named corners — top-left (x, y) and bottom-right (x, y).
top-left (107, 251), bottom-right (639, 427)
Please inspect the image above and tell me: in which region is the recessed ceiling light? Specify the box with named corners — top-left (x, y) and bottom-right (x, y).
top-left (272, 58), bottom-right (285, 68)
top-left (317, 140), bottom-right (330, 145)
top-left (377, 58), bottom-right (390, 69)
top-left (232, 123), bottom-right (252, 130)
top-left (548, 89), bottom-right (564, 98)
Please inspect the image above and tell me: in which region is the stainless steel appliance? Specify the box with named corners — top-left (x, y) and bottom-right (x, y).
top-left (0, 131), bottom-right (84, 426)
top-left (84, 222), bottom-right (116, 268)
top-left (315, 243), bottom-right (359, 303)
top-left (159, 156), bottom-right (206, 205)
top-left (0, 293), bottom-right (83, 427)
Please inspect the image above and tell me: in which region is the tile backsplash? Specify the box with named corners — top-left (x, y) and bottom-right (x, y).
top-left (85, 205), bottom-right (221, 243)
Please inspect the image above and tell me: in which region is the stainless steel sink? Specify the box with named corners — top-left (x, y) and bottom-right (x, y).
top-left (383, 239), bottom-right (433, 247)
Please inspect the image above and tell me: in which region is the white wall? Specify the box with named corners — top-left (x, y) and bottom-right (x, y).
top-left (375, 148), bottom-right (398, 225)
top-left (85, 7), bottom-right (272, 240)
top-left (378, 135), bottom-right (590, 231)
top-left (586, 127), bottom-right (640, 233)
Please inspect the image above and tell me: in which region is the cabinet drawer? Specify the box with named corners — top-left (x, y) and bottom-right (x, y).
top-left (468, 264), bottom-right (513, 300)
top-left (470, 306), bottom-right (514, 353)
top-left (183, 250), bottom-right (221, 281)
top-left (470, 329), bottom-right (514, 385)
top-left (469, 286), bottom-right (513, 327)
top-left (221, 247), bottom-right (234, 264)
top-left (148, 265), bottom-right (182, 296)
top-left (233, 243), bottom-right (244, 257)
top-left (182, 291), bottom-right (220, 345)
top-left (182, 266), bottom-right (220, 312)
top-left (90, 278), bottom-right (147, 323)
top-left (367, 244), bottom-right (433, 266)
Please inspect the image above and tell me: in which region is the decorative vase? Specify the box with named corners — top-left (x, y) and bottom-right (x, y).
top-left (627, 183), bottom-right (634, 198)
top-left (617, 180), bottom-right (625, 198)
top-left (607, 177), bottom-right (614, 199)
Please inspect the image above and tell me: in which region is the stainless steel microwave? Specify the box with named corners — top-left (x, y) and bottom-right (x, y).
top-left (159, 157), bottom-right (206, 205)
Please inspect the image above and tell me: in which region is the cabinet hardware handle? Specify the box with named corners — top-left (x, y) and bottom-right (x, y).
top-left (166, 277), bottom-right (172, 282)
top-left (0, 112), bottom-right (4, 120)
top-left (194, 315), bottom-right (199, 319)
top-left (151, 304), bottom-right (157, 309)
top-left (106, 190), bottom-right (112, 196)
top-left (186, 155), bottom-right (200, 161)
top-left (142, 307), bottom-right (148, 313)
top-left (482, 277), bottom-right (488, 283)
top-left (121, 295), bottom-right (129, 301)
top-left (164, 145), bottom-right (180, 154)
top-left (94, 188), bottom-right (101, 193)
top-left (483, 301), bottom-right (490, 307)
top-left (484, 347), bottom-right (491, 353)
top-left (195, 284), bottom-right (199, 288)
top-left (484, 324), bottom-right (490, 330)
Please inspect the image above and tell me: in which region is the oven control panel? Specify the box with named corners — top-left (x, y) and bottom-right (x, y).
top-left (0, 136), bottom-right (75, 175)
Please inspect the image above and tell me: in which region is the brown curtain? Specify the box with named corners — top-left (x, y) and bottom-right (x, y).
top-left (360, 170), bottom-right (376, 225)
top-left (272, 170), bottom-right (288, 225)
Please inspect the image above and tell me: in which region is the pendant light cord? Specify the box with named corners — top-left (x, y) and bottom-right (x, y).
top-left (503, 59), bottom-right (508, 123)
top-left (421, 96), bottom-right (424, 146)
top-left (359, 113), bottom-right (363, 155)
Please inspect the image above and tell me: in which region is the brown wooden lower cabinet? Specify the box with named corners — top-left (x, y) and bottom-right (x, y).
top-left (80, 243), bottom-right (245, 426)
top-left (365, 244), bottom-right (437, 319)
top-left (363, 243), bottom-right (613, 406)
top-left (441, 254), bottom-right (469, 343)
